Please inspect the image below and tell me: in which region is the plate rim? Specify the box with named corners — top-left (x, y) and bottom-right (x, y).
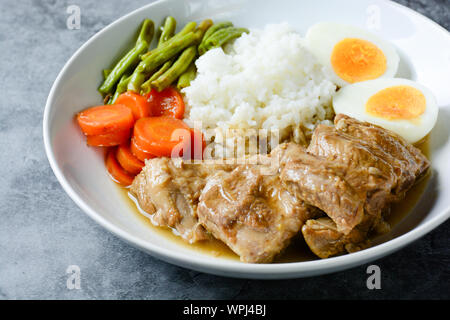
top-left (43, 0), bottom-right (450, 279)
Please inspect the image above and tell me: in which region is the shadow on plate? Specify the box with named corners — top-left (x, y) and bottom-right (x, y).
top-left (372, 169), bottom-right (439, 247)
top-left (430, 106), bottom-right (450, 153)
top-left (396, 47), bottom-right (417, 80)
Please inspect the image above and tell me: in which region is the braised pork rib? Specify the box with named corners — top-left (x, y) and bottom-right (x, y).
top-left (130, 115), bottom-right (429, 262)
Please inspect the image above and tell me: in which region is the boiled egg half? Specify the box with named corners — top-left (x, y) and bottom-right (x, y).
top-left (306, 22), bottom-right (400, 87)
top-left (333, 78), bottom-right (438, 143)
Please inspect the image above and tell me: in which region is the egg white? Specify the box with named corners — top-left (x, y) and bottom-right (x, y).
top-left (333, 78), bottom-right (438, 143)
top-left (305, 22), bottom-right (400, 87)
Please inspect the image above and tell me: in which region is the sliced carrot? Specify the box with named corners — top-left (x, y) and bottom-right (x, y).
top-left (105, 148), bottom-right (135, 186)
top-left (116, 143), bottom-right (145, 175)
top-left (133, 116), bottom-right (191, 157)
top-left (145, 87), bottom-right (185, 119)
top-left (130, 137), bottom-right (156, 162)
top-left (77, 104), bottom-right (134, 136)
top-left (115, 92), bottom-right (152, 120)
top-left (190, 128), bottom-right (206, 160)
top-left (86, 129), bottom-right (131, 147)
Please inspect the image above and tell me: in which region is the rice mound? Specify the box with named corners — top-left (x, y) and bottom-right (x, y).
top-left (183, 22), bottom-right (337, 141)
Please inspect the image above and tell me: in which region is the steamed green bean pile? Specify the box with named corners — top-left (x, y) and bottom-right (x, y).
top-left (99, 17), bottom-right (249, 104)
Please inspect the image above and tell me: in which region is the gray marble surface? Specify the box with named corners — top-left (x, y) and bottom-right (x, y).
top-left (0, 0), bottom-right (449, 300)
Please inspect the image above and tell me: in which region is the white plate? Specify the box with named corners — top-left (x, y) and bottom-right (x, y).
top-left (43, 0), bottom-right (450, 279)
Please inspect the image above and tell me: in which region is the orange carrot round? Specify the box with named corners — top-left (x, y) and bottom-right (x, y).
top-left (146, 87), bottom-right (185, 119)
top-left (115, 92), bottom-right (152, 120)
top-left (77, 104), bottom-right (134, 136)
top-left (105, 148), bottom-right (135, 186)
top-left (133, 116), bottom-right (191, 157)
top-left (116, 143), bottom-right (145, 175)
top-left (130, 137), bottom-right (156, 162)
top-left (86, 129), bottom-right (131, 147)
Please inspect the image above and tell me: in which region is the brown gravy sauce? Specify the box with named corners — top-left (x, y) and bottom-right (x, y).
top-left (118, 136), bottom-right (430, 263)
top-left (382, 136), bottom-right (430, 226)
top-left (119, 188), bottom-right (239, 260)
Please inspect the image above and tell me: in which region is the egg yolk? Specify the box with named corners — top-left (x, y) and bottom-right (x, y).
top-left (331, 38), bottom-right (387, 83)
top-left (366, 85), bottom-right (426, 120)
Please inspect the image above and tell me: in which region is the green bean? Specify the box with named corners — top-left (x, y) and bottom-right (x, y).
top-left (146, 21), bottom-right (209, 92)
top-left (141, 21), bottom-right (197, 60)
top-left (198, 21), bottom-right (233, 55)
top-left (166, 21), bottom-right (197, 42)
top-left (107, 93), bottom-right (117, 105)
top-left (128, 17), bottom-right (178, 93)
top-left (99, 20), bottom-right (154, 94)
top-left (140, 31), bottom-right (198, 74)
top-left (180, 21), bottom-right (198, 34)
top-left (128, 21), bottom-right (204, 93)
top-left (141, 60), bottom-right (173, 94)
top-left (171, 20), bottom-right (211, 90)
top-left (128, 31), bottom-right (196, 92)
top-left (198, 44), bottom-right (207, 55)
top-left (149, 61), bottom-right (173, 83)
top-left (151, 45), bottom-right (198, 92)
top-left (158, 16), bottom-right (177, 47)
top-left (127, 68), bottom-right (147, 93)
top-left (195, 19), bottom-right (213, 41)
top-left (124, 20), bottom-right (157, 93)
top-left (103, 69), bottom-right (111, 79)
top-left (203, 27), bottom-right (249, 52)
top-left (177, 61), bottom-right (196, 90)
top-left (108, 74), bottom-right (131, 104)
top-left (203, 21), bottom-right (232, 42)
top-left (99, 41), bottom-right (148, 94)
top-left (118, 74), bottom-right (132, 92)
top-left (138, 17), bottom-right (177, 94)
top-left (137, 19), bottom-right (155, 46)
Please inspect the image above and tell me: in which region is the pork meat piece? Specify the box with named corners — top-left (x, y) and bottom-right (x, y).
top-left (279, 144), bottom-right (366, 235)
top-left (307, 124), bottom-right (400, 219)
top-left (334, 114), bottom-right (430, 187)
top-left (303, 116), bottom-right (430, 258)
top-left (130, 158), bottom-right (232, 243)
top-left (301, 217), bottom-right (370, 259)
top-left (197, 146), bottom-right (319, 263)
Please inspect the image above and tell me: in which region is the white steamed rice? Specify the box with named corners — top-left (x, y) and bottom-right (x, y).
top-left (182, 22), bottom-right (337, 143)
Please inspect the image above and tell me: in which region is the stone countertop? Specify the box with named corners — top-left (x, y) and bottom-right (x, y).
top-left (0, 0), bottom-right (448, 300)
